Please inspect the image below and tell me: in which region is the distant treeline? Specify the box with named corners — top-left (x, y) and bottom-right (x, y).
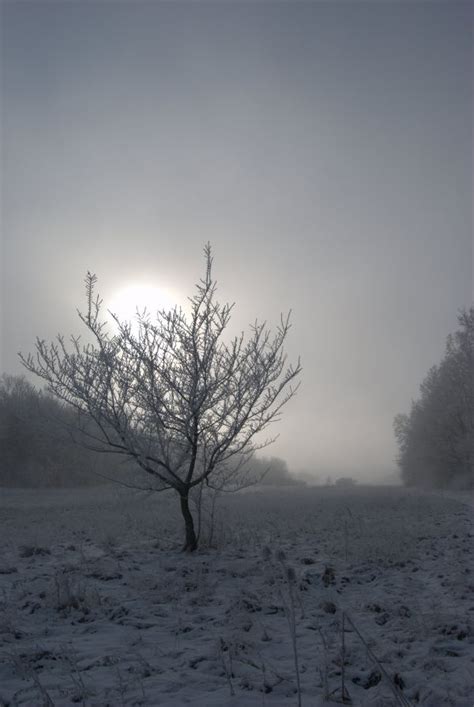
top-left (243, 455), bottom-right (303, 487)
top-left (0, 374), bottom-right (297, 488)
top-left (394, 307), bottom-right (473, 490)
top-left (0, 374), bottom-right (124, 487)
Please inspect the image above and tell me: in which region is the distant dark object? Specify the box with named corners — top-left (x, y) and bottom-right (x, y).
top-left (334, 477), bottom-right (357, 488)
top-left (394, 307), bottom-right (473, 490)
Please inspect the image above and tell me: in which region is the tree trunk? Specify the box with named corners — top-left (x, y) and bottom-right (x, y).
top-left (180, 493), bottom-right (198, 551)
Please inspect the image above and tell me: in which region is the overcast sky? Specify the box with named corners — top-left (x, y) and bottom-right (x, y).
top-left (1, 1), bottom-right (472, 481)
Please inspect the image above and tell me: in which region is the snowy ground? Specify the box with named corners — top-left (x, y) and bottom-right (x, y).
top-left (0, 484), bottom-right (473, 706)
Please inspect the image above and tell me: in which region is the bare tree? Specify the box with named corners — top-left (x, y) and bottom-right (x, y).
top-left (20, 245), bottom-right (301, 550)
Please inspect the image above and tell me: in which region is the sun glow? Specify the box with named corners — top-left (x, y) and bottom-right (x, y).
top-left (108, 283), bottom-right (178, 324)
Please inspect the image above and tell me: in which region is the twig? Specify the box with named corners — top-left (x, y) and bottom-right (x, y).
top-left (343, 612), bottom-right (412, 707)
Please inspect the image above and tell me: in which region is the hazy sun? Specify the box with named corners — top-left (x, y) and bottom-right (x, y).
top-left (108, 283), bottom-right (177, 323)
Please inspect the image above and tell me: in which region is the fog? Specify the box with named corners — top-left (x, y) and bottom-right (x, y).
top-left (1, 1), bottom-right (472, 482)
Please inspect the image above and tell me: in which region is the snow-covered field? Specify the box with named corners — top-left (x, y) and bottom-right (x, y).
top-left (0, 484), bottom-right (472, 706)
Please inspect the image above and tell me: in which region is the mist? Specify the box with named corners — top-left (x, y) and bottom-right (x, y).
top-left (1, 4), bottom-right (473, 706)
top-left (1, 2), bottom-right (472, 482)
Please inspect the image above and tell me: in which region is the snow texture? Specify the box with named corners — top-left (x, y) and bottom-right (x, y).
top-left (0, 485), bottom-right (473, 706)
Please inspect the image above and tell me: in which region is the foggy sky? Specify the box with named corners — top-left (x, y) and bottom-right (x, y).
top-left (1, 1), bottom-right (472, 481)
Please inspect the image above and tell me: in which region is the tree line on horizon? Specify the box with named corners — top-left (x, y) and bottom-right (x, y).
top-left (394, 307), bottom-right (473, 490)
top-left (0, 374), bottom-right (299, 490)
top-left (3, 306), bottom-right (472, 493)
